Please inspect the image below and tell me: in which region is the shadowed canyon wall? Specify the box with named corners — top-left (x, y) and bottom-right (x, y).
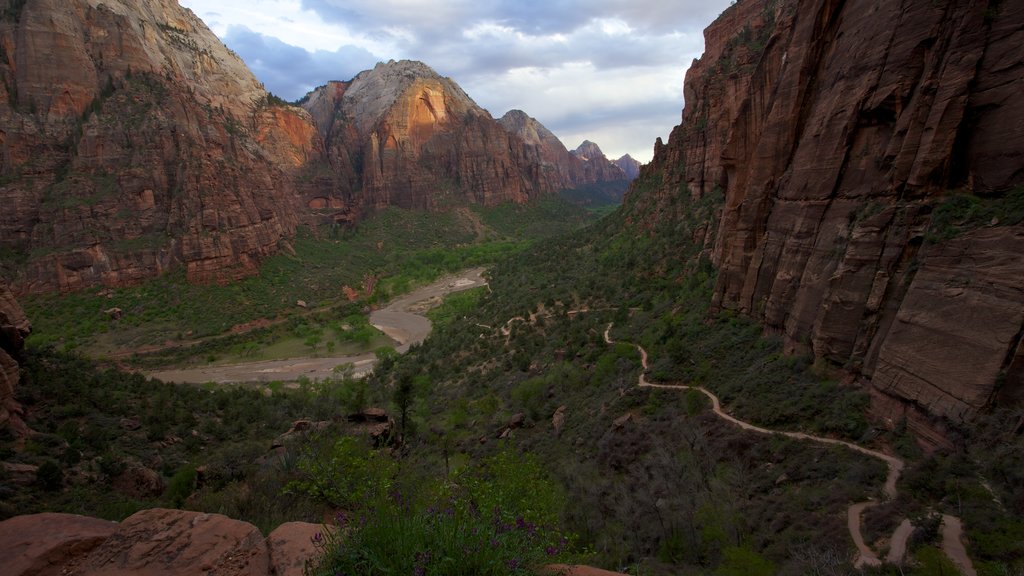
top-left (632, 0), bottom-right (1023, 441)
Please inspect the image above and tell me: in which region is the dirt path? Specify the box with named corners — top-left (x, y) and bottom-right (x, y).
top-left (941, 515), bottom-right (978, 576)
top-left (886, 518), bottom-right (914, 565)
top-left (596, 321), bottom-right (975, 572)
top-left (148, 268), bottom-right (487, 384)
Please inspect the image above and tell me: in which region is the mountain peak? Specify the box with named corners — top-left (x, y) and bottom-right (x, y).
top-left (498, 110), bottom-right (560, 147)
top-left (343, 59), bottom-right (477, 136)
top-left (572, 140), bottom-right (605, 161)
top-left (614, 154), bottom-right (641, 180)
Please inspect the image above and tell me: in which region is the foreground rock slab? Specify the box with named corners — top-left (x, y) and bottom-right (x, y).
top-left (0, 513), bottom-right (118, 576)
top-left (69, 508), bottom-right (270, 576)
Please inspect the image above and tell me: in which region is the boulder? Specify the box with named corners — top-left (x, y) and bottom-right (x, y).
top-left (112, 462), bottom-right (165, 499)
top-left (70, 508), bottom-right (270, 576)
top-left (0, 512), bottom-right (117, 576)
top-left (266, 522), bottom-right (328, 576)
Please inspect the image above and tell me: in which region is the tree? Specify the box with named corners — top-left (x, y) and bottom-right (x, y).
top-left (394, 373), bottom-right (415, 442)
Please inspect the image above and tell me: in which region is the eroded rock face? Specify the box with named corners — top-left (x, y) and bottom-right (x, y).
top-left (498, 110), bottom-right (628, 188)
top-left (571, 140), bottom-right (629, 184)
top-left (301, 61), bottom-right (628, 210)
top-left (266, 522), bottom-right (326, 576)
top-left (0, 0), bottom-right (309, 292)
top-left (0, 281), bottom-right (30, 434)
top-left (631, 0), bottom-right (1024, 432)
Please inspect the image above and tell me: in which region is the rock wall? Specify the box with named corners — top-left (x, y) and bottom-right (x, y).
top-left (302, 61), bottom-right (604, 210)
top-left (0, 281), bottom-right (29, 435)
top-left (0, 0), bottom-right (311, 292)
top-left (633, 0), bottom-right (1024, 435)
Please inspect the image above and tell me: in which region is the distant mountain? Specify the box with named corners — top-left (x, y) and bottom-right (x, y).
top-left (0, 0), bottom-right (626, 293)
top-left (613, 154), bottom-right (641, 180)
top-left (300, 61), bottom-right (586, 211)
top-left (497, 110), bottom-right (628, 189)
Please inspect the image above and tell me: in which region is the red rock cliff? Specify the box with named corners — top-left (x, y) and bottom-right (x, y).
top-left (633, 0), bottom-right (1024, 436)
top-left (0, 0), bottom-right (316, 292)
top-left (301, 61), bottom-right (623, 210)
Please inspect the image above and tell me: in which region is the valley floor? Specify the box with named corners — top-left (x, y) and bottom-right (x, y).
top-left (146, 268), bottom-right (488, 384)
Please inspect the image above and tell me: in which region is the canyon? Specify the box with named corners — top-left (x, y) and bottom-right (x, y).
top-left (0, 0), bottom-right (628, 295)
top-left (632, 0), bottom-right (1023, 439)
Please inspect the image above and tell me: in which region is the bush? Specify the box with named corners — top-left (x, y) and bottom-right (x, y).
top-left (36, 459), bottom-right (63, 491)
top-left (310, 451), bottom-right (573, 576)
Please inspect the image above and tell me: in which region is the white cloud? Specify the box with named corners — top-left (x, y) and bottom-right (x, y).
top-left (179, 0), bottom-right (733, 162)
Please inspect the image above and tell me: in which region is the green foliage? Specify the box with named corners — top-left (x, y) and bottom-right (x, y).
top-left (310, 451), bottom-right (573, 576)
top-left (914, 546), bottom-right (960, 576)
top-left (1, 347), bottom-right (331, 527)
top-left (22, 197), bottom-right (597, 359)
top-left (426, 287), bottom-right (485, 330)
top-left (35, 459), bottom-right (64, 491)
top-left (715, 545), bottom-right (776, 576)
top-left (926, 187), bottom-right (1024, 243)
top-left (288, 436), bottom-right (397, 509)
top-left (164, 465), bottom-right (197, 507)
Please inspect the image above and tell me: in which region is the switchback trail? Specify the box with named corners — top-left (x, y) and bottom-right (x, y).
top-left (586, 319), bottom-right (972, 572)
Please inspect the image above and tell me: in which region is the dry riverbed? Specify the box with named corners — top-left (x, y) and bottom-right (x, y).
top-left (148, 268), bottom-right (487, 385)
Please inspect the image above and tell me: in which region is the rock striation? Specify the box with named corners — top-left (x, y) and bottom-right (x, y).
top-left (0, 281), bottom-right (30, 435)
top-left (571, 140), bottom-right (629, 184)
top-left (497, 110), bottom-right (629, 188)
top-left (631, 0), bottom-right (1024, 437)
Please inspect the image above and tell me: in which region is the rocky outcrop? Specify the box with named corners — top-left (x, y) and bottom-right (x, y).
top-left (1, 3), bottom-right (626, 294)
top-left (0, 0), bottom-right (316, 292)
top-left (631, 0), bottom-right (1024, 435)
top-left (0, 509), bottom-right (323, 576)
top-left (613, 154), bottom-right (641, 181)
top-left (0, 281), bottom-right (30, 434)
top-left (0, 513), bottom-right (118, 576)
top-left (302, 61), bottom-right (577, 210)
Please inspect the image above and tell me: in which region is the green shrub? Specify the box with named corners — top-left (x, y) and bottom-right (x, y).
top-left (36, 459), bottom-right (63, 491)
top-left (310, 451), bottom-right (573, 576)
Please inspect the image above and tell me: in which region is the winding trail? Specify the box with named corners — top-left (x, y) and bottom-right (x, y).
top-left (593, 320), bottom-right (973, 571)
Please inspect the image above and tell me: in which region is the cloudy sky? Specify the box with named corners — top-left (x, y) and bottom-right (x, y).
top-left (179, 0), bottom-right (733, 163)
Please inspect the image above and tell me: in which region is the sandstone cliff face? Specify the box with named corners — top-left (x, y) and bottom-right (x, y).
top-left (0, 0), bottom-right (315, 292)
top-left (633, 0), bottom-right (1024, 433)
top-left (0, 281), bottom-right (30, 434)
top-left (302, 61), bottom-right (566, 210)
